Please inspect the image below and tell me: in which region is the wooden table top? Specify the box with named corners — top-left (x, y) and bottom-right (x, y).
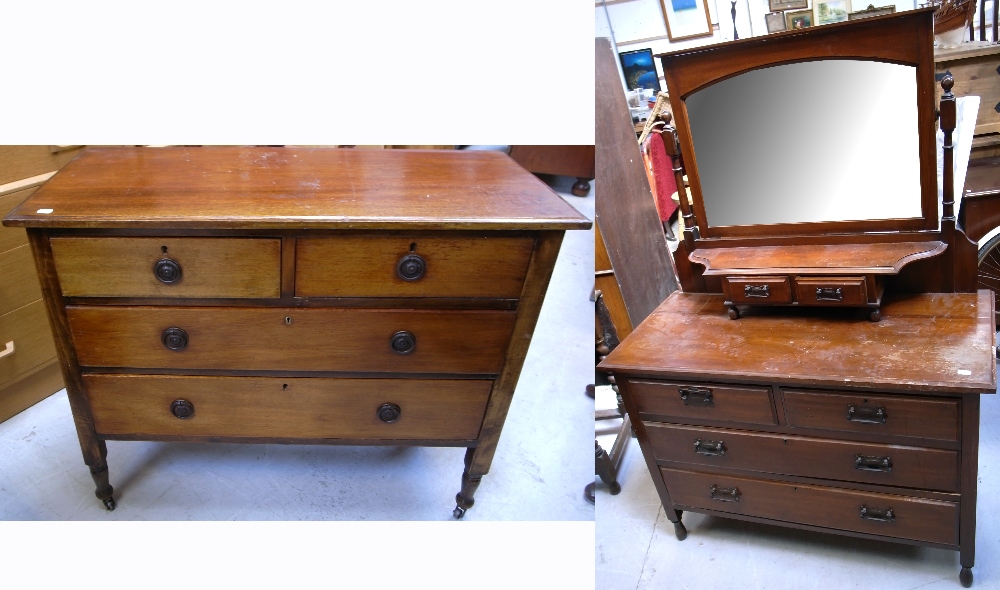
top-left (2, 147), bottom-right (592, 231)
top-left (599, 291), bottom-right (996, 394)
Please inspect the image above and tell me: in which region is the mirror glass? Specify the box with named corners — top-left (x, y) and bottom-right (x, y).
top-left (684, 60), bottom-right (922, 228)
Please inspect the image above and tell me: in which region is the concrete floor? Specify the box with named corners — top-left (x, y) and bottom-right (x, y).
top-left (595, 382), bottom-right (1000, 590)
top-left (0, 174), bottom-right (595, 522)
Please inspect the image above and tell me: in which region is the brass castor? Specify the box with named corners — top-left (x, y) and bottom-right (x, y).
top-left (453, 505), bottom-right (466, 519)
top-left (673, 521), bottom-right (687, 541)
top-left (869, 308), bottom-right (881, 322)
top-left (960, 567), bottom-right (973, 588)
top-left (102, 497), bottom-right (116, 511)
top-left (728, 306), bottom-right (740, 320)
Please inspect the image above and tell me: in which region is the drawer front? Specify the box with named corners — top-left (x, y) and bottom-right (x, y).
top-left (794, 276), bottom-right (867, 306)
top-left (0, 300), bottom-right (57, 390)
top-left (0, 245), bottom-right (43, 315)
top-left (51, 237), bottom-right (281, 298)
top-left (782, 389), bottom-right (960, 442)
top-left (85, 374), bottom-right (491, 441)
top-left (724, 276), bottom-right (792, 304)
top-left (629, 379), bottom-right (776, 426)
top-left (0, 186), bottom-right (36, 254)
top-left (661, 467), bottom-right (959, 546)
top-left (647, 423), bottom-right (959, 492)
top-left (67, 306), bottom-right (515, 374)
top-left (295, 236), bottom-right (534, 298)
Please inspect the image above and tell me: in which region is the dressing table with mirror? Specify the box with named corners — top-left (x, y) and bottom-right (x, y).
top-left (599, 9), bottom-right (996, 586)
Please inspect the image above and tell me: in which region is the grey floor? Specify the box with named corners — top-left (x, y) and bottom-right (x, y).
top-left (0, 175), bottom-right (595, 522)
top-left (596, 382), bottom-right (1000, 590)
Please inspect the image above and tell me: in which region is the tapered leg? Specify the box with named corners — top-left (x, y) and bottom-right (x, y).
top-left (88, 440), bottom-right (116, 511)
top-left (673, 509), bottom-right (687, 540)
top-left (595, 441), bottom-right (621, 495)
top-left (453, 448), bottom-right (482, 519)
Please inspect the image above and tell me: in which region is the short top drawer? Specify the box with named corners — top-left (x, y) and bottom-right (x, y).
top-left (782, 389), bottom-right (960, 442)
top-left (722, 276), bottom-right (792, 305)
top-left (627, 379), bottom-right (776, 426)
top-left (793, 276), bottom-right (868, 306)
top-left (295, 236), bottom-right (534, 298)
top-left (51, 237), bottom-right (281, 298)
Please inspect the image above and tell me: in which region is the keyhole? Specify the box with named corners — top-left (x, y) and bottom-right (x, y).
top-left (161, 246), bottom-right (168, 254)
top-left (409, 242), bottom-right (416, 252)
top-left (285, 316), bottom-right (292, 325)
top-left (282, 384), bottom-right (288, 390)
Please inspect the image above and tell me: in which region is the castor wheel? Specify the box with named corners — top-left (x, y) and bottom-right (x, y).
top-left (960, 567), bottom-right (973, 587)
top-left (869, 308), bottom-right (881, 322)
top-left (453, 505), bottom-right (466, 519)
top-left (102, 497), bottom-right (116, 511)
top-left (673, 521), bottom-right (687, 541)
top-left (728, 306), bottom-right (740, 320)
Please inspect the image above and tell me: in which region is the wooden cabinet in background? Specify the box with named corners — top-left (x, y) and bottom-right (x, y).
top-left (508, 145), bottom-right (595, 197)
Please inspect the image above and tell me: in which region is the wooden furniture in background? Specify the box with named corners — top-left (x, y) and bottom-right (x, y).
top-left (0, 145), bottom-right (86, 423)
top-left (508, 145), bottom-right (595, 197)
top-left (935, 43), bottom-right (1000, 159)
top-left (2, 146), bottom-right (590, 517)
top-left (601, 11), bottom-right (995, 587)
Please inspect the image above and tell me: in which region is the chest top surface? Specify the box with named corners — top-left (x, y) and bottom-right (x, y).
top-left (2, 147), bottom-right (591, 231)
top-left (599, 291), bottom-right (997, 394)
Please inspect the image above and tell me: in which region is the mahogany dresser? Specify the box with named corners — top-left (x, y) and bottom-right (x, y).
top-left (1, 146), bottom-right (590, 518)
top-left (599, 10), bottom-right (997, 587)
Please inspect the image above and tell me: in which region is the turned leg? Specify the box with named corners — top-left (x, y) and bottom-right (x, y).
top-left (453, 447), bottom-right (482, 519)
top-left (89, 440), bottom-right (116, 510)
top-left (595, 441), bottom-right (621, 495)
top-left (571, 178), bottom-right (591, 197)
top-left (672, 509), bottom-right (687, 541)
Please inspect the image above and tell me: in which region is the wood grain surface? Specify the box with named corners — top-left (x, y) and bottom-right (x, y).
top-left (647, 422), bottom-right (960, 492)
top-left (661, 466), bottom-right (959, 545)
top-left (295, 236), bottom-right (533, 298)
top-left (600, 291), bottom-right (996, 393)
top-left (2, 147), bottom-right (591, 231)
top-left (0, 245), bottom-right (43, 314)
top-left (692, 242), bottom-right (947, 276)
top-left (67, 306), bottom-right (516, 374)
top-left (51, 237), bottom-right (281, 298)
top-left (0, 145), bottom-right (84, 186)
top-left (0, 300), bottom-right (57, 390)
top-left (629, 379), bottom-right (776, 426)
top-left (85, 374), bottom-right (492, 440)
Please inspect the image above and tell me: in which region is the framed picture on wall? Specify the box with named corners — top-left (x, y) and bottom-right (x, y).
top-left (765, 12), bottom-right (788, 33)
top-left (785, 9), bottom-right (813, 29)
top-left (619, 49), bottom-right (662, 92)
top-left (769, 0), bottom-right (808, 11)
top-left (815, 0), bottom-right (851, 25)
top-left (849, 4), bottom-right (895, 19)
top-left (659, 0), bottom-right (713, 42)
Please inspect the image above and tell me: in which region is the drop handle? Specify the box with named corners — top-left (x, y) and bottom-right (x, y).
top-left (847, 404), bottom-right (887, 424)
top-left (0, 341), bottom-right (14, 359)
top-left (860, 505), bottom-right (894, 523)
top-left (744, 285), bottom-right (770, 298)
top-left (709, 484), bottom-right (741, 502)
top-left (693, 439), bottom-right (726, 456)
top-left (855, 454), bottom-right (892, 472)
top-left (679, 386), bottom-right (713, 407)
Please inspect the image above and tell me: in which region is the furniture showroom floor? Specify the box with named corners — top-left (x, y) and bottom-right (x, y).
top-left (0, 175), bottom-right (595, 522)
top-left (596, 381), bottom-right (1000, 589)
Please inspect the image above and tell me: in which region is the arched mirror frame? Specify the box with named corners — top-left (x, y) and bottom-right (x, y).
top-left (659, 8), bottom-right (938, 241)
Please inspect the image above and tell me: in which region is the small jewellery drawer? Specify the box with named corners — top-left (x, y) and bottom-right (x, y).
top-left (660, 467), bottom-right (959, 545)
top-left (66, 306), bottom-right (516, 374)
top-left (628, 380), bottom-right (776, 426)
top-left (84, 374), bottom-right (492, 441)
top-left (782, 389), bottom-right (960, 443)
top-left (50, 237), bottom-right (281, 298)
top-left (794, 276), bottom-right (867, 306)
top-left (295, 236), bottom-right (534, 298)
top-left (0, 300), bottom-right (57, 390)
top-left (646, 423), bottom-right (960, 492)
top-left (722, 276), bottom-right (792, 305)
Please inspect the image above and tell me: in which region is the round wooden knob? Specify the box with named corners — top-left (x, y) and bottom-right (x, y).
top-left (390, 330), bottom-right (415, 354)
top-left (161, 327), bottom-right (189, 351)
top-left (171, 399), bottom-right (194, 419)
top-left (378, 403), bottom-right (401, 423)
top-left (154, 258), bottom-right (182, 284)
top-left (396, 254), bottom-right (426, 281)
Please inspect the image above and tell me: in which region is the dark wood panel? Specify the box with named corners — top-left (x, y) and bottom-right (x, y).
top-left (67, 306), bottom-right (516, 374)
top-left (3, 148), bottom-right (591, 231)
top-left (295, 236), bottom-right (533, 298)
top-left (648, 423), bottom-right (960, 492)
top-left (629, 379), bottom-right (776, 426)
top-left (86, 374), bottom-right (492, 441)
top-left (661, 467), bottom-right (959, 546)
top-left (595, 38), bottom-right (678, 327)
top-left (508, 145), bottom-right (595, 179)
top-left (50, 237), bottom-right (281, 298)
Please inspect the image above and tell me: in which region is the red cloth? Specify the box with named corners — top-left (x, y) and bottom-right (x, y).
top-left (646, 132), bottom-right (680, 222)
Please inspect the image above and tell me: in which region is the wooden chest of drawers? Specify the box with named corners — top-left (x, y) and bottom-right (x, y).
top-left (2, 146), bottom-right (590, 517)
top-left (600, 291), bottom-right (995, 583)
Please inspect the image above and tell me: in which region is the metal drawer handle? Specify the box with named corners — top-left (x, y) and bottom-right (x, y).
top-left (710, 484), bottom-right (741, 502)
top-left (815, 287), bottom-right (843, 301)
top-left (860, 505), bottom-right (894, 523)
top-left (679, 386), bottom-right (713, 407)
top-left (154, 258), bottom-right (182, 284)
top-left (744, 285), bottom-right (770, 298)
top-left (847, 404), bottom-right (887, 424)
top-left (855, 454), bottom-right (892, 472)
top-left (694, 439), bottom-right (726, 456)
top-left (0, 341), bottom-right (14, 359)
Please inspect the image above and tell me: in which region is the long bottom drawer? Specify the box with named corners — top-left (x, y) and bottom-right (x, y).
top-left (85, 374), bottom-right (492, 441)
top-left (661, 467), bottom-right (959, 546)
